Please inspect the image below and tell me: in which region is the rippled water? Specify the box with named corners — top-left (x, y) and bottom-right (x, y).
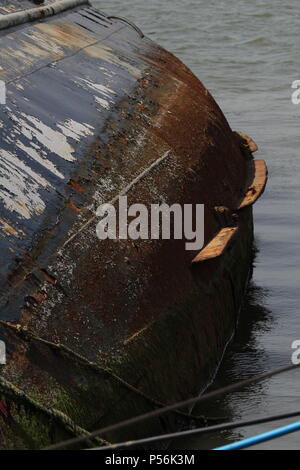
top-left (92, 0), bottom-right (300, 449)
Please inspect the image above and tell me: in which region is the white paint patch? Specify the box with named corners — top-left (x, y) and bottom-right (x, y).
top-left (77, 78), bottom-right (116, 110)
top-left (94, 96), bottom-right (110, 110)
top-left (99, 66), bottom-right (116, 78)
top-left (57, 119), bottom-right (94, 142)
top-left (86, 43), bottom-right (142, 79)
top-left (24, 30), bottom-right (64, 56)
top-left (25, 114), bottom-right (76, 162)
top-left (80, 79), bottom-right (116, 98)
top-left (0, 111), bottom-right (97, 220)
top-left (14, 83), bottom-right (24, 91)
top-left (0, 149), bottom-right (47, 219)
top-left (16, 140), bottom-right (64, 180)
top-left (8, 111), bottom-right (76, 162)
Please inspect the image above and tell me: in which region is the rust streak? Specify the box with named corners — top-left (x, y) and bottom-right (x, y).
top-left (68, 179), bottom-right (85, 194)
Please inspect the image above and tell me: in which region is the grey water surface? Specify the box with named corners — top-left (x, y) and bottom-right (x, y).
top-left (92, 0), bottom-right (300, 450)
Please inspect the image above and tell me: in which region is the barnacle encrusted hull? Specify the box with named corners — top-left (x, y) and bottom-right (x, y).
top-left (0, 1), bottom-right (267, 448)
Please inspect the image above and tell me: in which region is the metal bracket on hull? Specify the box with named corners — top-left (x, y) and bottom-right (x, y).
top-left (192, 226), bottom-right (238, 263)
top-left (238, 160), bottom-right (268, 210)
top-left (192, 159), bottom-right (267, 263)
top-left (106, 16), bottom-right (144, 38)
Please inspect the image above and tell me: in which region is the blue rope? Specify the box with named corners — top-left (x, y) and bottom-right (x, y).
top-left (214, 420), bottom-right (300, 450)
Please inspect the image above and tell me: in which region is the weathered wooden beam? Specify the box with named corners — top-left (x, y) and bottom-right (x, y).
top-left (192, 226), bottom-right (238, 263)
top-left (238, 159), bottom-right (268, 210)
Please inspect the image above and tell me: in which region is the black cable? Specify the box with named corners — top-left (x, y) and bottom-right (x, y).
top-left (88, 409), bottom-right (300, 450)
top-left (44, 362), bottom-right (300, 450)
top-left (106, 16), bottom-right (144, 38)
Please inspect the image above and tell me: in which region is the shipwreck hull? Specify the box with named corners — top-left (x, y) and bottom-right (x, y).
top-left (0, 0), bottom-right (267, 449)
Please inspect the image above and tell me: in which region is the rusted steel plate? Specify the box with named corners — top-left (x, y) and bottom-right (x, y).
top-left (238, 160), bottom-right (268, 210)
top-left (0, 0), bottom-right (263, 449)
top-left (192, 226), bottom-right (238, 263)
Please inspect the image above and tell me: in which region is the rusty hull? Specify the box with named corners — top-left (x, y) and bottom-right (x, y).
top-left (0, 1), bottom-right (266, 448)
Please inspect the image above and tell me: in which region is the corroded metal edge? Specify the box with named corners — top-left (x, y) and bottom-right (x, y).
top-left (192, 226), bottom-right (238, 263)
top-left (0, 0), bottom-right (89, 30)
top-left (238, 159), bottom-right (268, 210)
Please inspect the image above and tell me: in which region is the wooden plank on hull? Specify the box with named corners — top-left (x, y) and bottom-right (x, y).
top-left (192, 226), bottom-right (238, 263)
top-left (238, 159), bottom-right (268, 210)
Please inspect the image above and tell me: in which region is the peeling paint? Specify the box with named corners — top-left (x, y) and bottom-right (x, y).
top-left (0, 149), bottom-right (47, 219)
top-left (57, 119), bottom-right (94, 142)
top-left (94, 96), bottom-right (110, 110)
top-left (15, 140), bottom-right (64, 180)
top-left (8, 111), bottom-right (76, 163)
